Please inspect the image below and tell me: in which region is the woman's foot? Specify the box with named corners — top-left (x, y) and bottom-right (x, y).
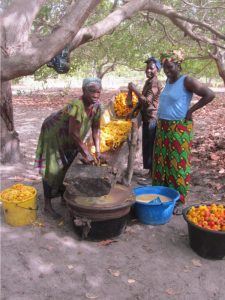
top-left (142, 173), bottom-right (151, 179)
top-left (173, 201), bottom-right (183, 215)
top-left (44, 197), bottom-right (62, 219)
top-left (137, 177), bottom-right (152, 186)
top-left (136, 171), bottom-right (150, 178)
top-left (61, 197), bottom-right (66, 206)
top-left (44, 207), bottom-right (62, 219)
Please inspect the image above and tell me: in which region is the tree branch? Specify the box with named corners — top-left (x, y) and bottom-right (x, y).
top-left (170, 17), bottom-right (225, 50)
top-left (182, 0), bottom-right (225, 10)
top-left (97, 62), bottom-right (116, 79)
top-left (69, 0), bottom-right (150, 50)
top-left (1, 0), bottom-right (100, 81)
top-left (149, 2), bottom-right (225, 41)
top-left (150, 17), bottom-right (176, 46)
top-left (110, 0), bottom-right (120, 12)
top-left (69, 0), bottom-right (225, 54)
top-left (2, 0), bottom-right (47, 49)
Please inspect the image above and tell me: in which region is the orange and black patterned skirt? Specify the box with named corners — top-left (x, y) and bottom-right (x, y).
top-left (152, 119), bottom-right (193, 203)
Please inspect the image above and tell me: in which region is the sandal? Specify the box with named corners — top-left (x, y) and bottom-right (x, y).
top-left (137, 178), bottom-right (152, 186)
top-left (173, 202), bottom-right (183, 215)
top-left (135, 173), bottom-right (149, 178)
top-left (43, 209), bottom-right (62, 220)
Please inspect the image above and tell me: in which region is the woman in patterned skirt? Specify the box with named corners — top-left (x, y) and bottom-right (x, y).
top-left (35, 78), bottom-right (102, 218)
top-left (152, 50), bottom-right (215, 213)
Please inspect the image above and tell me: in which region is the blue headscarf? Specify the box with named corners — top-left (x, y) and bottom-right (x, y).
top-left (144, 57), bottom-right (161, 71)
top-left (82, 77), bottom-right (102, 89)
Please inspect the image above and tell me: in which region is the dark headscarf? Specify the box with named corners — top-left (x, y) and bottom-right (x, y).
top-left (144, 57), bottom-right (161, 71)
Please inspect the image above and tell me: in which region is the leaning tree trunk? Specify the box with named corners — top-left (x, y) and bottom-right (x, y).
top-left (0, 80), bottom-right (21, 163)
top-left (215, 60), bottom-right (225, 86)
top-left (96, 62), bottom-right (116, 79)
top-left (210, 48), bottom-right (225, 86)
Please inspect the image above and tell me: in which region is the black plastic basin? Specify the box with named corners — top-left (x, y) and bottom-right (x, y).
top-left (183, 206), bottom-right (225, 260)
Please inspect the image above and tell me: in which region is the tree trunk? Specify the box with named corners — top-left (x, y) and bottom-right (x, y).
top-left (215, 60), bottom-right (225, 86)
top-left (96, 63), bottom-right (116, 79)
top-left (0, 80), bottom-right (21, 163)
top-left (122, 119), bottom-right (138, 186)
top-left (210, 48), bottom-right (225, 86)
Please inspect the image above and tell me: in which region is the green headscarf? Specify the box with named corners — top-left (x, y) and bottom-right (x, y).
top-left (82, 77), bottom-right (102, 89)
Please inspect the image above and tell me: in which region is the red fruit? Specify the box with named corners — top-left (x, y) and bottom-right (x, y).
top-left (204, 211), bottom-right (210, 218)
top-left (208, 221), bottom-right (215, 227)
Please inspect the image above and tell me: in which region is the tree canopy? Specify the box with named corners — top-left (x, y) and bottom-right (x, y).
top-left (1, 0), bottom-right (225, 83)
top-left (28, 0), bottom-right (223, 82)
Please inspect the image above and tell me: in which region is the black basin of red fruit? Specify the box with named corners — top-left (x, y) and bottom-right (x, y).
top-left (182, 204), bottom-right (225, 260)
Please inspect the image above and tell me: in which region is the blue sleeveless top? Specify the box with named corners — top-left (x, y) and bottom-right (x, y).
top-left (157, 75), bottom-right (193, 120)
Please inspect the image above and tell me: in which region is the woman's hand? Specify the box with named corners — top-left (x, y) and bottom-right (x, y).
top-left (185, 110), bottom-right (193, 121)
top-left (126, 112), bottom-right (134, 120)
top-left (95, 152), bottom-right (107, 166)
top-left (128, 82), bottom-right (142, 99)
top-left (95, 152), bottom-right (101, 160)
top-left (128, 82), bottom-right (136, 92)
top-left (81, 152), bottom-right (95, 165)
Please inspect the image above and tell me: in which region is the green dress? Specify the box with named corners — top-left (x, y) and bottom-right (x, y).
top-left (35, 98), bottom-right (101, 197)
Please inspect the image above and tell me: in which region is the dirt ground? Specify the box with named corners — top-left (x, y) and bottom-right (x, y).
top-left (1, 89), bottom-right (225, 300)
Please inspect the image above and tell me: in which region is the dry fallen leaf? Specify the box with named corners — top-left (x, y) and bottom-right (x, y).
top-left (191, 259), bottom-right (202, 267)
top-left (183, 265), bottom-right (191, 273)
top-left (179, 233), bottom-right (186, 237)
top-left (85, 293), bottom-right (98, 299)
top-left (97, 240), bottom-right (117, 246)
top-left (108, 269), bottom-right (120, 277)
top-left (125, 227), bottom-right (136, 233)
top-left (127, 279), bottom-right (136, 284)
top-left (219, 168), bottom-right (225, 174)
top-left (67, 265), bottom-right (74, 270)
top-left (215, 183), bottom-right (223, 191)
top-left (210, 153), bottom-right (220, 161)
top-left (44, 245), bottom-right (54, 251)
top-left (58, 221), bottom-right (64, 226)
top-left (165, 288), bottom-right (177, 295)
top-left (33, 221), bottom-right (45, 227)
top-left (8, 176), bottom-right (25, 181)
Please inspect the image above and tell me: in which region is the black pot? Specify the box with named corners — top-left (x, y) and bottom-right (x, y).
top-left (64, 184), bottom-right (135, 241)
top-left (183, 206), bottom-right (225, 260)
top-left (73, 214), bottom-right (128, 241)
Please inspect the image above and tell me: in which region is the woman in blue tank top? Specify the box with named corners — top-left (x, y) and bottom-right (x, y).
top-left (152, 50), bottom-right (215, 213)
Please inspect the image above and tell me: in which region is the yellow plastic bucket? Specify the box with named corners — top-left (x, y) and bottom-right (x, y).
top-left (0, 184), bottom-right (37, 226)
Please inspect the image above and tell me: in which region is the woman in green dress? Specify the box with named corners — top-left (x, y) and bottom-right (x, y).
top-left (35, 78), bottom-right (102, 218)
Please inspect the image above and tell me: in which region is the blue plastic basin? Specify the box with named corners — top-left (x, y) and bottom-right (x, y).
top-left (133, 186), bottom-right (180, 225)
